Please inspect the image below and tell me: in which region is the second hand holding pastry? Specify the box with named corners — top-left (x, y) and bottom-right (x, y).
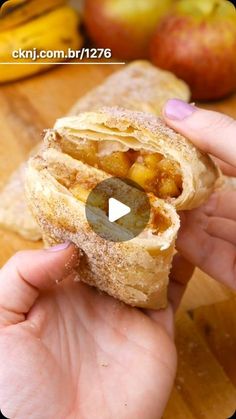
top-left (164, 99), bottom-right (236, 290)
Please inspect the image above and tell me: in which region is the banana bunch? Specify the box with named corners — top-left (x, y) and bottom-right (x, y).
top-left (0, 1), bottom-right (82, 82)
top-left (0, 0), bottom-right (68, 31)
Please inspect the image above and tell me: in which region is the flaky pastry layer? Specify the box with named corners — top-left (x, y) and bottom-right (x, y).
top-left (25, 106), bottom-right (219, 309)
top-left (54, 107), bottom-right (220, 210)
top-left (0, 61), bottom-right (190, 240)
top-left (26, 145), bottom-right (180, 309)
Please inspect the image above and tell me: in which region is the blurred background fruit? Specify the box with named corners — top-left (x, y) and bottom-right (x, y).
top-left (84, 0), bottom-right (174, 60)
top-left (0, 0), bottom-right (67, 31)
top-left (150, 0), bottom-right (236, 100)
top-left (0, 0), bottom-right (235, 100)
top-left (0, 1), bottom-right (82, 82)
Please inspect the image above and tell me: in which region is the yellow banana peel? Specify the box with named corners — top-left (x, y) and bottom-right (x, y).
top-left (0, 6), bottom-right (82, 83)
top-left (0, 0), bottom-right (68, 32)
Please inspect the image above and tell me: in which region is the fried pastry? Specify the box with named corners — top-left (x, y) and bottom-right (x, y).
top-left (25, 107), bottom-right (220, 308)
top-left (70, 60), bottom-right (190, 116)
top-left (0, 60), bottom-right (190, 240)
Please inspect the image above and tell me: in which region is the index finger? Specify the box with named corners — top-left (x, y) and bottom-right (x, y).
top-left (163, 99), bottom-right (236, 168)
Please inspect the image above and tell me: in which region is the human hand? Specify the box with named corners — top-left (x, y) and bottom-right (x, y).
top-left (0, 243), bottom-right (193, 419)
top-left (163, 99), bottom-right (236, 290)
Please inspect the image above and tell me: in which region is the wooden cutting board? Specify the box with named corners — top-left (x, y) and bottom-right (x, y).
top-left (0, 64), bottom-right (236, 418)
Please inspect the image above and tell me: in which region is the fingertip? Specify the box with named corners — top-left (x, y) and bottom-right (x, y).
top-left (0, 243), bottom-right (81, 325)
top-left (164, 101), bottom-right (236, 167)
top-left (45, 241), bottom-right (71, 252)
top-left (163, 99), bottom-right (196, 122)
top-left (8, 242), bottom-right (81, 290)
top-left (43, 242), bottom-right (81, 283)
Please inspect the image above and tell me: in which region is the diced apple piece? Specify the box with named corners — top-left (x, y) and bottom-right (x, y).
top-left (70, 184), bottom-right (89, 203)
top-left (158, 178), bottom-right (180, 198)
top-left (70, 184), bottom-right (107, 211)
top-left (76, 141), bottom-right (98, 166)
top-left (157, 159), bottom-right (182, 191)
top-left (128, 162), bottom-right (156, 190)
top-left (62, 140), bottom-right (98, 166)
top-left (89, 191), bottom-right (107, 212)
top-left (144, 153), bottom-right (163, 169)
top-left (99, 151), bottom-right (131, 177)
top-left (157, 159), bottom-right (180, 176)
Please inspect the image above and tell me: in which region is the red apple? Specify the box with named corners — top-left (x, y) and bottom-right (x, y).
top-left (84, 0), bottom-right (174, 60)
top-left (150, 0), bottom-right (236, 100)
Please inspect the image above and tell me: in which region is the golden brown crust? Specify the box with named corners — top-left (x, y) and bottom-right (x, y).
top-left (71, 60), bottom-right (190, 116)
top-left (0, 61), bottom-right (190, 241)
top-left (25, 99), bottom-right (220, 308)
top-left (26, 148), bottom-right (180, 309)
top-left (25, 103), bottom-right (220, 309)
top-left (54, 107), bottom-right (220, 210)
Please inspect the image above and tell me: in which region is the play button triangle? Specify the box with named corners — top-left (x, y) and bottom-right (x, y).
top-left (108, 197), bottom-right (131, 223)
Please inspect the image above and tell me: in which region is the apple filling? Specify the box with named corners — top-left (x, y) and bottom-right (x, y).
top-left (58, 138), bottom-right (183, 200)
top-left (44, 152), bottom-right (172, 235)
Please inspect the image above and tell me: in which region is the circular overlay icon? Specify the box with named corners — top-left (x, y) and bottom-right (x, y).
top-left (85, 177), bottom-right (150, 242)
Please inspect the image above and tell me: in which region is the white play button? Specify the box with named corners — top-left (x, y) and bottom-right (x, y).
top-left (85, 177), bottom-right (150, 242)
top-left (108, 197), bottom-right (131, 223)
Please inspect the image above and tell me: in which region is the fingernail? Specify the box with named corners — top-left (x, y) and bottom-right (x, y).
top-left (46, 241), bottom-right (71, 252)
top-left (164, 99), bottom-right (196, 121)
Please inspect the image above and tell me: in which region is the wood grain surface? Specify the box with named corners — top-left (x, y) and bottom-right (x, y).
top-left (0, 64), bottom-right (236, 418)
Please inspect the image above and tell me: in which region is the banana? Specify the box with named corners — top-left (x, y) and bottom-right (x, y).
top-left (0, 0), bottom-right (68, 32)
top-left (0, 6), bottom-right (82, 83)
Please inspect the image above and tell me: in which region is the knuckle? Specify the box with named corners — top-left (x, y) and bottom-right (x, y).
top-left (206, 113), bottom-right (235, 135)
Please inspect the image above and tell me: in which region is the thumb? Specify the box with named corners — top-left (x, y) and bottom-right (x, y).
top-left (0, 242), bottom-right (80, 327)
top-left (163, 99), bottom-right (236, 168)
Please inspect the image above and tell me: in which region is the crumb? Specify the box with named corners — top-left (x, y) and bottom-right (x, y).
top-left (100, 362), bottom-right (109, 367)
top-left (64, 248), bottom-right (81, 273)
top-left (73, 273), bottom-right (81, 282)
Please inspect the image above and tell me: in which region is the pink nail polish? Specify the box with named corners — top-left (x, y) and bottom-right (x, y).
top-left (46, 241), bottom-right (71, 252)
top-left (164, 99), bottom-right (196, 121)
